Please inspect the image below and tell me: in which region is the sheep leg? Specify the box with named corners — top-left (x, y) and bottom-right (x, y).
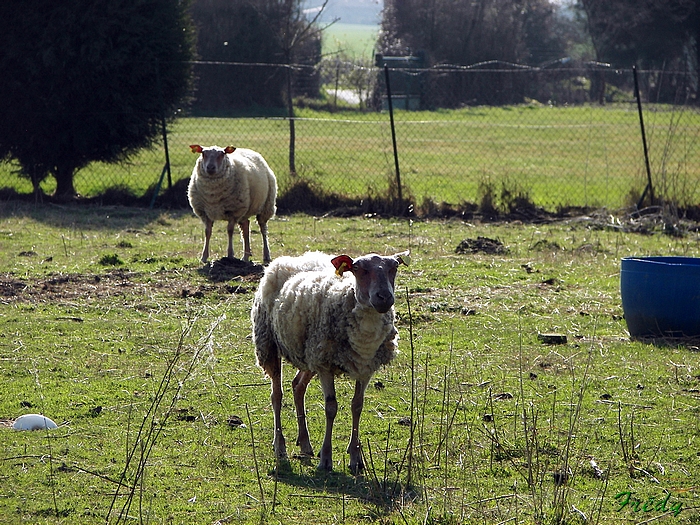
top-left (318, 371), bottom-right (338, 471)
top-left (292, 370), bottom-right (315, 456)
top-left (201, 217), bottom-right (214, 263)
top-left (240, 218), bottom-right (252, 261)
top-left (347, 379), bottom-right (369, 474)
top-left (226, 219), bottom-right (235, 259)
top-left (267, 355), bottom-right (287, 460)
top-left (258, 216), bottom-right (271, 264)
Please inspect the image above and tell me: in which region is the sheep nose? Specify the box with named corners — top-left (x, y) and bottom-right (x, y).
top-left (372, 292), bottom-right (395, 313)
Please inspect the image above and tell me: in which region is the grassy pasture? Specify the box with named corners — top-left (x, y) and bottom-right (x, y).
top-left (2, 104), bottom-right (699, 212)
top-left (1, 201), bottom-right (700, 524)
top-left (322, 23), bottom-right (379, 59)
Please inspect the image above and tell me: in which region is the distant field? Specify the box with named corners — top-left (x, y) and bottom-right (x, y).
top-left (322, 22), bottom-right (379, 59)
top-left (2, 105), bottom-right (699, 212)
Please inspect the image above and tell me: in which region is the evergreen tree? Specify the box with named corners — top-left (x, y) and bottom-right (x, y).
top-left (0, 0), bottom-right (196, 198)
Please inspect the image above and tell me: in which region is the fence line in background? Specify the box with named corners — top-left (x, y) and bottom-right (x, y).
top-left (1, 64), bottom-right (699, 214)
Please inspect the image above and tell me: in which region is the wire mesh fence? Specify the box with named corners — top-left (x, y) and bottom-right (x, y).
top-left (2, 63), bottom-right (699, 214)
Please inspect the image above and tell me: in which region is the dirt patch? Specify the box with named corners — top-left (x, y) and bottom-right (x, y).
top-left (455, 236), bottom-right (508, 255)
top-left (0, 270), bottom-right (143, 303)
top-left (0, 266), bottom-right (261, 305)
top-left (199, 257), bottom-right (265, 282)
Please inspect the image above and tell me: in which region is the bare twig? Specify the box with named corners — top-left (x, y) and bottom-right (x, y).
top-left (246, 403), bottom-right (267, 514)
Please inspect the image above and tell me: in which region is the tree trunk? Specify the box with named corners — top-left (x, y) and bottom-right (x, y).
top-left (53, 165), bottom-right (77, 199)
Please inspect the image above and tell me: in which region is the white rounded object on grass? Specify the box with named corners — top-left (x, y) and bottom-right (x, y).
top-left (12, 414), bottom-right (58, 431)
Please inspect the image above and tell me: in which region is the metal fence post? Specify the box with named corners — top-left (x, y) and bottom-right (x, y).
top-left (633, 65), bottom-right (655, 208)
top-left (287, 64), bottom-right (296, 174)
top-left (384, 64), bottom-right (403, 206)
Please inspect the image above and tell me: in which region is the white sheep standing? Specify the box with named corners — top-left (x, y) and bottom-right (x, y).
top-left (188, 144), bottom-right (277, 264)
top-left (251, 250), bottom-right (410, 473)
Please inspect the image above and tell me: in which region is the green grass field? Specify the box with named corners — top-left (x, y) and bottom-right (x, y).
top-left (2, 104), bottom-right (699, 212)
top-left (1, 202), bottom-right (700, 524)
top-left (323, 23), bottom-right (379, 59)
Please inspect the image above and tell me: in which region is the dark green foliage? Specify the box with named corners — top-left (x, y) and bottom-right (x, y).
top-left (189, 0), bottom-right (322, 115)
top-left (379, 0), bottom-right (699, 106)
top-left (579, 0), bottom-right (698, 68)
top-left (577, 0), bottom-right (699, 103)
top-left (98, 254), bottom-right (124, 266)
top-left (379, 0), bottom-right (572, 106)
top-left (190, 1), bottom-right (286, 112)
top-left (0, 0), bottom-right (196, 197)
top-left (380, 0), bottom-right (567, 67)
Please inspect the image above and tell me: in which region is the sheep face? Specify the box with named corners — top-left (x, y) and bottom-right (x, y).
top-left (332, 252), bottom-right (410, 314)
top-left (190, 144), bottom-right (236, 176)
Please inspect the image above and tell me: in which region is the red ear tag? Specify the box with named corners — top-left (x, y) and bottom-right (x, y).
top-left (335, 261), bottom-right (349, 276)
top-left (189, 144), bottom-right (203, 153)
top-left (331, 255), bottom-right (354, 276)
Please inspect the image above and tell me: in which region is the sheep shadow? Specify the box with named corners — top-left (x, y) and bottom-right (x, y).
top-left (197, 256), bottom-right (264, 282)
top-left (269, 456), bottom-right (421, 515)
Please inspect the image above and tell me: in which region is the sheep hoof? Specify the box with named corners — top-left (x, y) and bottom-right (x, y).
top-left (296, 438), bottom-right (314, 457)
top-left (349, 460), bottom-right (364, 476)
top-left (273, 437), bottom-right (288, 460)
top-left (273, 457), bottom-right (293, 474)
top-left (298, 447), bottom-right (314, 457)
top-left (317, 458), bottom-right (333, 472)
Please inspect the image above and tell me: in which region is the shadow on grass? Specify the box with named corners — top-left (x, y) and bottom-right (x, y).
top-left (0, 186), bottom-right (193, 231)
top-left (269, 455), bottom-right (421, 516)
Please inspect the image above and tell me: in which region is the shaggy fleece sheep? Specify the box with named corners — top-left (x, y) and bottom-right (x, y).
top-left (251, 250), bottom-right (410, 473)
top-left (188, 145), bottom-right (277, 263)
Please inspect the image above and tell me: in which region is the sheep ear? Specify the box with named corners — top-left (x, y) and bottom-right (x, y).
top-left (190, 145), bottom-right (203, 154)
top-left (395, 251), bottom-right (411, 267)
top-left (331, 255), bottom-right (354, 276)
top-left (224, 146), bottom-right (236, 154)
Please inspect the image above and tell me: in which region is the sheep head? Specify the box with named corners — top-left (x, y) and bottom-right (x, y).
top-left (332, 251), bottom-right (410, 314)
top-left (189, 145), bottom-right (236, 176)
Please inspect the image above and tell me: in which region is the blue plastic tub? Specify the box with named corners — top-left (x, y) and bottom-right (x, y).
top-left (620, 256), bottom-right (700, 339)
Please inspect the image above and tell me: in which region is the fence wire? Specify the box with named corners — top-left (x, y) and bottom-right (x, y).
top-left (2, 63), bottom-right (699, 214)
